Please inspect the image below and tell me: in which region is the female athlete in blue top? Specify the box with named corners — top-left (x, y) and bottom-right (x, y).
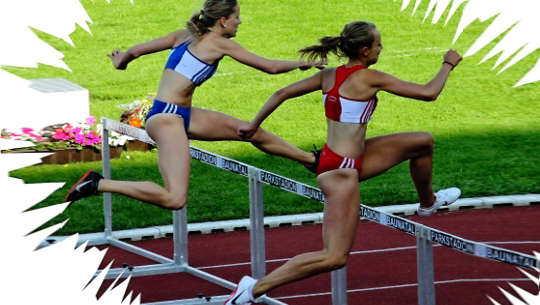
top-left (65, 0), bottom-right (319, 209)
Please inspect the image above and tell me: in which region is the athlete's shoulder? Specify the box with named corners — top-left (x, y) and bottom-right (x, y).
top-left (356, 68), bottom-right (384, 80)
top-left (361, 68), bottom-right (397, 88)
top-left (172, 30), bottom-right (193, 48)
top-left (362, 68), bottom-right (388, 77)
top-left (213, 35), bottom-right (241, 50)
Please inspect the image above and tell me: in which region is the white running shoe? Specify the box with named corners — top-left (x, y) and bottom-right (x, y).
top-left (224, 276), bottom-right (257, 305)
top-left (417, 187), bottom-right (461, 217)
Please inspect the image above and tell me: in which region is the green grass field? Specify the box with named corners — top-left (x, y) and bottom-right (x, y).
top-left (5, 0), bottom-right (539, 235)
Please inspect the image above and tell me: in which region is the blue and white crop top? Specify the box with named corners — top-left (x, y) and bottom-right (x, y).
top-left (165, 40), bottom-right (220, 86)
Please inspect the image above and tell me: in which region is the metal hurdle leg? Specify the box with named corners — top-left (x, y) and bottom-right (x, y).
top-left (174, 208), bottom-right (189, 266)
top-left (416, 226), bottom-right (436, 305)
top-left (247, 168), bottom-right (290, 305)
top-left (101, 119), bottom-right (113, 238)
top-left (248, 167), bottom-right (266, 279)
top-left (331, 266), bottom-right (348, 305)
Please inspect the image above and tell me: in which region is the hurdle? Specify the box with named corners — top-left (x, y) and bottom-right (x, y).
top-left (99, 118), bottom-right (539, 305)
top-left (98, 118), bottom-right (288, 305)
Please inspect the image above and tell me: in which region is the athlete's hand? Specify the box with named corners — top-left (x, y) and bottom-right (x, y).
top-left (299, 60), bottom-right (326, 71)
top-left (237, 123), bottom-right (258, 139)
top-left (443, 50), bottom-right (462, 69)
top-left (108, 49), bottom-right (129, 70)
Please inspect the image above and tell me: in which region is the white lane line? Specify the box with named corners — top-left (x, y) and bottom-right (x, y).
top-left (274, 278), bottom-right (531, 300)
top-left (197, 246), bottom-right (419, 270)
top-left (487, 241), bottom-right (540, 245)
top-left (197, 241), bottom-right (540, 270)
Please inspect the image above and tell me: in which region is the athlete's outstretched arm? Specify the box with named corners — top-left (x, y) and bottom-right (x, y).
top-left (217, 38), bottom-right (321, 74)
top-left (238, 71), bottom-right (323, 139)
top-left (108, 30), bottom-right (188, 70)
top-left (370, 50), bottom-right (462, 101)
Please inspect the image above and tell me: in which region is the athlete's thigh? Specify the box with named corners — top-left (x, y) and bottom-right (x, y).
top-left (358, 132), bottom-right (432, 181)
top-left (317, 170), bottom-right (360, 254)
top-left (146, 115), bottom-right (191, 193)
top-left (188, 107), bottom-right (246, 141)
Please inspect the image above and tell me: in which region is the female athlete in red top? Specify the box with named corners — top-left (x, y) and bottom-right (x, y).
top-left (226, 21), bottom-right (463, 304)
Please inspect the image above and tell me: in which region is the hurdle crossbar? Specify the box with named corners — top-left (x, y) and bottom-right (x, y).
top-left (101, 118), bottom-right (539, 305)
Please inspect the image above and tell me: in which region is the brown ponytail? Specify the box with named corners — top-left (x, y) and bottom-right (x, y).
top-left (299, 36), bottom-right (341, 63)
top-left (300, 21), bottom-right (377, 62)
top-left (186, 0), bottom-right (238, 38)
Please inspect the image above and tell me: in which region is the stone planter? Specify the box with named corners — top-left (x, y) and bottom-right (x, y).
top-left (46, 147), bottom-right (124, 164)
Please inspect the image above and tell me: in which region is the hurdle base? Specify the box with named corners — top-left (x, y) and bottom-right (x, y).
top-left (101, 263), bottom-right (185, 279)
top-left (95, 237), bottom-right (287, 304)
top-left (143, 295), bottom-right (230, 305)
top-left (143, 295), bottom-right (287, 305)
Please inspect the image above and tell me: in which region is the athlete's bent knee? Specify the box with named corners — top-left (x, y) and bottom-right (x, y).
top-left (161, 193), bottom-right (187, 210)
top-left (415, 132), bottom-right (434, 152)
top-left (322, 253), bottom-right (349, 271)
top-left (421, 132), bottom-right (434, 145)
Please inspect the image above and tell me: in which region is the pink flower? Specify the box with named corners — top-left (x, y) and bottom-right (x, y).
top-left (86, 133), bottom-right (102, 145)
top-left (85, 116), bottom-right (96, 126)
top-left (87, 137), bottom-right (101, 145)
top-left (72, 127), bottom-right (82, 135)
top-left (53, 129), bottom-right (69, 140)
top-left (29, 133), bottom-right (44, 141)
top-left (53, 133), bottom-right (69, 140)
top-left (75, 133), bottom-right (86, 145)
top-left (22, 128), bottom-right (33, 134)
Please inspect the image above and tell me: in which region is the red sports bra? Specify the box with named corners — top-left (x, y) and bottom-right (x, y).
top-left (323, 65), bottom-right (377, 124)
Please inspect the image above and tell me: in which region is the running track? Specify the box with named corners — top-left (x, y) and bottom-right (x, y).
top-left (96, 206), bottom-right (540, 305)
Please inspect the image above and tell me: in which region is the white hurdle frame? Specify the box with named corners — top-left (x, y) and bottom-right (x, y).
top-left (100, 118), bottom-right (539, 305)
top-left (100, 118), bottom-right (285, 305)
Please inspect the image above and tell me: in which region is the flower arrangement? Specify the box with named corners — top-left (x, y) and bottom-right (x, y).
top-left (1, 116), bottom-right (132, 151)
top-left (118, 95), bottom-right (153, 129)
top-left (1, 95), bottom-right (155, 153)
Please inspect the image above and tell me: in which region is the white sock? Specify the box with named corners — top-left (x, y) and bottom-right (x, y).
top-left (247, 280), bottom-right (257, 301)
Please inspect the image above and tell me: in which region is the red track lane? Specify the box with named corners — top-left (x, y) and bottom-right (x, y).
top-left (95, 206), bottom-right (540, 305)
